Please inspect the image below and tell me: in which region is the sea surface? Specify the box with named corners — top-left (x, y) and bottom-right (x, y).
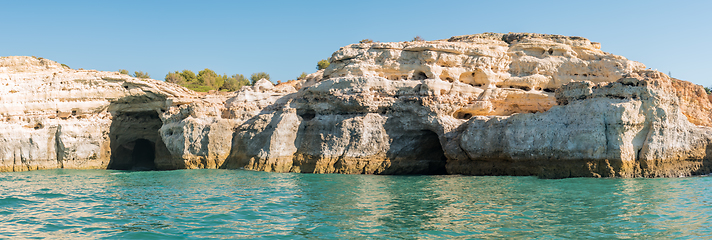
top-left (1, 169), bottom-right (712, 239)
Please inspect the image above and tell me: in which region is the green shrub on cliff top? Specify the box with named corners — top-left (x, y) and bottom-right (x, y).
top-left (250, 72), bottom-right (270, 85)
top-left (297, 72), bottom-right (308, 80)
top-left (222, 74), bottom-right (250, 91)
top-left (165, 71), bottom-right (185, 84)
top-left (317, 59), bottom-right (330, 70)
top-left (133, 71), bottom-right (151, 79)
top-left (165, 69), bottom-right (254, 92)
top-left (197, 68), bottom-right (224, 89)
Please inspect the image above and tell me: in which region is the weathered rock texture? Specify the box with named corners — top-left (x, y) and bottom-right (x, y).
top-left (0, 56), bottom-right (197, 171)
top-left (2, 32), bottom-right (712, 178)
top-left (220, 33), bottom-right (712, 177)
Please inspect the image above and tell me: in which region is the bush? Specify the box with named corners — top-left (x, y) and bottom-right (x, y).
top-left (183, 83), bottom-right (214, 92)
top-left (705, 87), bottom-right (711, 94)
top-left (221, 74), bottom-right (250, 91)
top-left (297, 72), bottom-right (308, 80)
top-left (165, 71), bottom-right (185, 84)
top-left (411, 36), bottom-right (425, 42)
top-left (119, 69), bottom-right (129, 75)
top-left (250, 72), bottom-right (270, 85)
top-left (197, 68), bottom-right (224, 89)
top-left (179, 70), bottom-right (197, 83)
top-left (133, 71), bottom-right (151, 79)
top-left (359, 39), bottom-right (374, 43)
top-left (316, 59), bottom-right (330, 70)
top-left (61, 63), bottom-right (70, 69)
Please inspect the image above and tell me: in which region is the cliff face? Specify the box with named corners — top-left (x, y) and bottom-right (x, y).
top-left (2, 32), bottom-right (712, 178)
top-left (0, 56), bottom-right (197, 171)
top-left (220, 33), bottom-right (712, 177)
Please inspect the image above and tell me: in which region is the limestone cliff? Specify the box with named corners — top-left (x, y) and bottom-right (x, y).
top-left (0, 56), bottom-right (197, 171)
top-left (2, 32), bottom-right (712, 178)
top-left (220, 33), bottom-right (712, 177)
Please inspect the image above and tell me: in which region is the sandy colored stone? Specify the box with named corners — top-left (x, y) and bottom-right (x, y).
top-left (4, 33), bottom-right (712, 178)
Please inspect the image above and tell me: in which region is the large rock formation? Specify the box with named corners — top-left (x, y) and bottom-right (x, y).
top-left (2, 32), bottom-right (711, 178)
top-left (0, 56), bottom-right (197, 171)
top-left (220, 33), bottom-right (712, 177)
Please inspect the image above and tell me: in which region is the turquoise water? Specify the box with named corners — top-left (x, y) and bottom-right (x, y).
top-left (1, 169), bottom-right (712, 239)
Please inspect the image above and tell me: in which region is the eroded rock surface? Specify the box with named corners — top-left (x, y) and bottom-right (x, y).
top-left (3, 32), bottom-right (712, 178)
top-left (0, 56), bottom-right (197, 171)
top-left (220, 33), bottom-right (712, 177)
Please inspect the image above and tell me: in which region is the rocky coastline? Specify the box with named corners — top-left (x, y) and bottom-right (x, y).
top-left (2, 33), bottom-right (711, 178)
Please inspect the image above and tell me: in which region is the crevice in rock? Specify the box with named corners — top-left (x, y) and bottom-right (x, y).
top-left (414, 71), bottom-right (428, 80)
top-left (55, 125), bottom-right (64, 168)
top-left (298, 109), bottom-right (316, 121)
top-left (454, 111), bottom-right (474, 119)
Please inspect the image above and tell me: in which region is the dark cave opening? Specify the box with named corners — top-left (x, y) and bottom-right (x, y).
top-left (385, 129), bottom-right (448, 175)
top-left (108, 138), bottom-right (157, 170)
top-left (417, 130), bottom-right (448, 175)
top-left (107, 110), bottom-right (170, 171)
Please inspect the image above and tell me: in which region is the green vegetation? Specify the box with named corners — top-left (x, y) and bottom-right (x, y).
top-left (359, 39), bottom-right (374, 43)
top-left (317, 59), bottom-right (330, 70)
top-left (61, 63), bottom-right (70, 69)
top-left (705, 87), bottom-right (711, 94)
top-left (165, 69), bottom-right (252, 92)
top-left (250, 72), bottom-right (270, 85)
top-left (411, 36), bottom-right (425, 42)
top-left (222, 74), bottom-right (250, 91)
top-left (119, 69), bottom-right (129, 75)
top-left (297, 72), bottom-right (308, 80)
top-left (133, 71), bottom-right (151, 79)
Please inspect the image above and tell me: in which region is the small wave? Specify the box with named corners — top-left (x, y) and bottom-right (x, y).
top-left (0, 197), bottom-right (36, 206)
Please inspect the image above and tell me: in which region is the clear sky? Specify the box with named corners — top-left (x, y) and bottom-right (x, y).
top-left (1, 0), bottom-right (710, 87)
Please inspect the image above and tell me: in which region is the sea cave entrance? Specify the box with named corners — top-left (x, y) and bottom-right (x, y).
top-left (107, 110), bottom-right (172, 171)
top-left (108, 138), bottom-right (157, 170)
top-left (385, 128), bottom-right (448, 175)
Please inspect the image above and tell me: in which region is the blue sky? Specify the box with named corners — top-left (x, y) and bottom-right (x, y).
top-left (1, 1), bottom-right (710, 86)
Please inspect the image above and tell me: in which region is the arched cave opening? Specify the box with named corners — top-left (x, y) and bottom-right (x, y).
top-left (108, 138), bottom-right (157, 170)
top-left (107, 110), bottom-right (173, 170)
top-left (385, 129), bottom-right (448, 175)
top-left (417, 130), bottom-right (448, 175)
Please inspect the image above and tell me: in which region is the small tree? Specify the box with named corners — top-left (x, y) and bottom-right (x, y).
top-left (119, 69), bottom-right (129, 75)
top-left (180, 70), bottom-right (197, 83)
top-left (705, 87), bottom-right (711, 94)
top-left (197, 68), bottom-right (224, 89)
top-left (316, 59), bottom-right (330, 70)
top-left (234, 74), bottom-right (250, 86)
top-left (250, 72), bottom-right (270, 85)
top-left (165, 71), bottom-right (185, 84)
top-left (411, 36), bottom-right (425, 42)
top-left (133, 71), bottom-right (150, 79)
top-left (297, 72), bottom-right (308, 80)
top-left (221, 73), bottom-right (250, 91)
top-left (359, 39), bottom-right (374, 43)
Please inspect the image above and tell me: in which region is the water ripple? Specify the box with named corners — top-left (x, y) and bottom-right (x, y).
top-left (1, 169), bottom-right (712, 238)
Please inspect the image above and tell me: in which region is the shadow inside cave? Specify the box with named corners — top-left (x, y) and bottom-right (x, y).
top-left (108, 138), bottom-right (157, 170)
top-left (106, 110), bottom-right (177, 171)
